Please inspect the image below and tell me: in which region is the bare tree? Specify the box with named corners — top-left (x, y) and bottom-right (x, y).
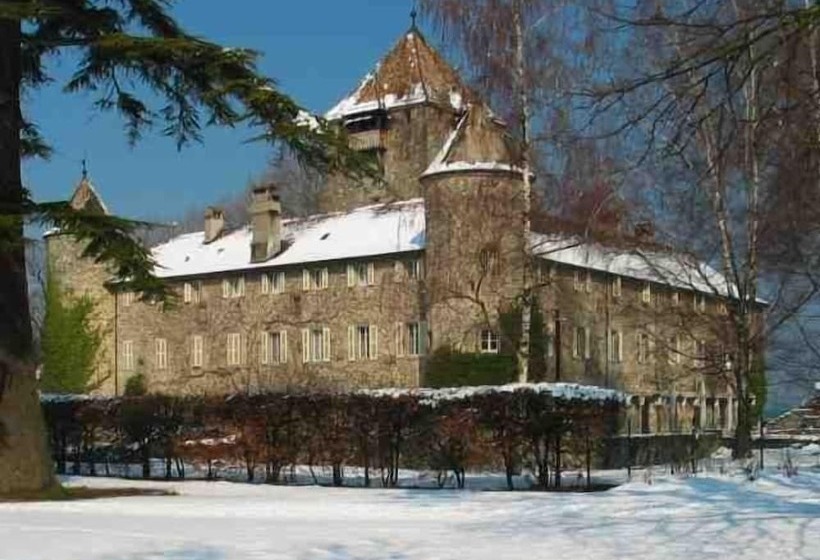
top-left (585, 0), bottom-right (820, 456)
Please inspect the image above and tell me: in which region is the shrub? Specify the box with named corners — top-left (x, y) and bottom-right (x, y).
top-left (425, 346), bottom-right (517, 388)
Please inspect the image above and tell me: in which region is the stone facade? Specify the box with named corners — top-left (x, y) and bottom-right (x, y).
top-left (45, 26), bottom-right (749, 435)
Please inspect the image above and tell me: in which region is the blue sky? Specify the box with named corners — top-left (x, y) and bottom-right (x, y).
top-left (24, 0), bottom-right (426, 224)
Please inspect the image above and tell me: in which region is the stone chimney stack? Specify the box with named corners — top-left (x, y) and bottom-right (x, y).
top-left (250, 183), bottom-right (282, 262)
top-left (203, 207), bottom-right (225, 244)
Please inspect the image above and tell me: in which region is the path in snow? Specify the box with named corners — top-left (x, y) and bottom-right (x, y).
top-left (0, 472), bottom-right (818, 560)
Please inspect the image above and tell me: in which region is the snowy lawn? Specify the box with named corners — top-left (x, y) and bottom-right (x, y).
top-left (0, 471), bottom-right (818, 560)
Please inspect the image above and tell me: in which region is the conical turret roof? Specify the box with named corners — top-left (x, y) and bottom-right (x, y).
top-left (69, 176), bottom-right (109, 215)
top-left (421, 104), bottom-right (523, 178)
top-left (326, 28), bottom-right (470, 120)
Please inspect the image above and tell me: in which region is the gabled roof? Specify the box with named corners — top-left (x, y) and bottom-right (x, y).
top-left (151, 199), bottom-right (425, 278)
top-left (69, 177), bottom-right (109, 215)
top-left (421, 105), bottom-right (523, 178)
top-left (530, 233), bottom-right (740, 299)
top-left (325, 28), bottom-right (469, 120)
top-left (151, 196), bottom-right (737, 302)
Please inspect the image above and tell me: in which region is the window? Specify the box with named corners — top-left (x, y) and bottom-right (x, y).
top-left (347, 262), bottom-right (375, 287)
top-left (302, 327), bottom-right (331, 363)
top-left (718, 301), bottom-right (728, 315)
top-left (261, 331), bottom-right (288, 365)
top-left (260, 272), bottom-right (285, 295)
top-left (608, 330), bottom-right (622, 363)
top-left (406, 259), bottom-right (422, 281)
top-left (637, 332), bottom-right (651, 364)
top-left (302, 268), bottom-right (329, 291)
top-left (671, 290), bottom-right (680, 307)
top-left (397, 321), bottom-right (425, 357)
top-left (222, 276), bottom-right (245, 298)
top-left (585, 271), bottom-right (592, 293)
top-left (694, 293), bottom-right (706, 313)
top-left (226, 333), bottom-right (243, 366)
top-left (348, 324), bottom-right (378, 360)
top-left (191, 335), bottom-right (204, 368)
top-left (183, 281), bottom-right (201, 304)
top-left (480, 330), bottom-right (500, 354)
top-left (668, 335), bottom-right (681, 365)
top-left (121, 291), bottom-right (134, 307)
top-left (573, 326), bottom-right (590, 359)
top-left (611, 276), bottom-right (622, 298)
top-left (122, 340), bottom-right (134, 371)
top-left (696, 340), bottom-right (707, 366)
top-left (641, 282), bottom-right (652, 304)
top-left (573, 271), bottom-right (582, 292)
top-left (479, 247), bottom-right (499, 275)
top-left (155, 338), bottom-right (167, 370)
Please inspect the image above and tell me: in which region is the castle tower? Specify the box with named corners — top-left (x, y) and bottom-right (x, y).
top-left (420, 105), bottom-right (527, 355)
top-left (44, 176), bottom-right (118, 394)
top-left (321, 26), bottom-right (472, 212)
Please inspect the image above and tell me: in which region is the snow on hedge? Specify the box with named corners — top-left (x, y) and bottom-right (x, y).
top-left (362, 382), bottom-right (628, 405)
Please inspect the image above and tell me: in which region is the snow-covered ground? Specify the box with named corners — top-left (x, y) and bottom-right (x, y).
top-left (1, 467), bottom-right (818, 560)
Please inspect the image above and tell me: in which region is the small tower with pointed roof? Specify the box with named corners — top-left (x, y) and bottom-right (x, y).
top-left (321, 22), bottom-right (472, 212)
top-left (45, 174), bottom-right (118, 394)
top-left (420, 104), bottom-right (527, 355)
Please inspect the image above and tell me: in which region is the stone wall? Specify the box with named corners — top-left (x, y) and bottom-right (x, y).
top-left (116, 253), bottom-right (426, 395)
top-left (533, 259), bottom-right (734, 399)
top-left (423, 171), bottom-right (526, 353)
top-left (45, 234), bottom-right (117, 395)
top-left (319, 103), bottom-right (459, 213)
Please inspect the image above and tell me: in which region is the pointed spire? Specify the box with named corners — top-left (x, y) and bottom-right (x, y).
top-left (81, 157), bottom-right (88, 181)
top-left (410, 5), bottom-right (418, 30)
top-left (326, 25), bottom-right (471, 120)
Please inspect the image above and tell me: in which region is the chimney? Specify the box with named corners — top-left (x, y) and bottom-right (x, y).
top-left (250, 183), bottom-right (282, 262)
top-left (634, 221), bottom-right (655, 243)
top-left (203, 207), bottom-right (225, 244)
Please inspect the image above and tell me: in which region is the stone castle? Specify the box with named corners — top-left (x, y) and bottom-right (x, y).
top-left (46, 26), bottom-right (747, 435)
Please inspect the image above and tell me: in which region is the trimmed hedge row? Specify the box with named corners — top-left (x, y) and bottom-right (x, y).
top-left (42, 386), bottom-right (623, 490)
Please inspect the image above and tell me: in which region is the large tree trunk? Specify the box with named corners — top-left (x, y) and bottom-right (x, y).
top-left (0, 10), bottom-right (56, 495)
top-left (0, 372), bottom-right (54, 494)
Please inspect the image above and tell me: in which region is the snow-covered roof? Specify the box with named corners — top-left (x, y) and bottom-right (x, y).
top-left (325, 29), bottom-right (468, 120)
top-left (151, 199), bottom-right (425, 279)
top-left (530, 233), bottom-right (738, 298)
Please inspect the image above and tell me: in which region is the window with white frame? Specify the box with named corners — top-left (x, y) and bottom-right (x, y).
top-left (671, 290), bottom-right (680, 307)
top-left (694, 293), bottom-right (706, 313)
top-left (406, 259), bottom-right (422, 281)
top-left (641, 282), bottom-right (652, 304)
top-left (303, 268), bottom-right (329, 291)
top-left (573, 326), bottom-right (590, 359)
top-left (347, 262), bottom-right (375, 287)
top-left (573, 270), bottom-right (582, 292)
top-left (637, 332), bottom-right (651, 364)
top-left (480, 330), bottom-right (500, 354)
top-left (226, 333), bottom-right (243, 366)
top-left (155, 338), bottom-right (168, 370)
top-left (260, 330), bottom-right (287, 365)
top-left (121, 291), bottom-right (134, 307)
top-left (718, 301), bottom-right (728, 315)
top-left (611, 276), bottom-right (622, 298)
top-left (668, 334), bottom-right (681, 365)
top-left (222, 276), bottom-right (245, 298)
top-left (348, 324), bottom-right (378, 360)
top-left (696, 339), bottom-right (707, 366)
top-left (585, 270), bottom-right (592, 293)
top-left (397, 321), bottom-right (425, 357)
top-left (183, 281), bottom-right (202, 304)
top-left (122, 340), bottom-right (134, 371)
top-left (608, 330), bottom-right (622, 363)
top-left (302, 327), bottom-right (331, 363)
top-left (479, 247), bottom-right (499, 275)
top-left (191, 335), bottom-right (204, 368)
top-left (260, 271), bottom-right (286, 295)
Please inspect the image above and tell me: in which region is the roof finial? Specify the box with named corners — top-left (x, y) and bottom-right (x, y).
top-left (410, 5), bottom-right (418, 30)
top-left (81, 157), bottom-right (88, 181)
